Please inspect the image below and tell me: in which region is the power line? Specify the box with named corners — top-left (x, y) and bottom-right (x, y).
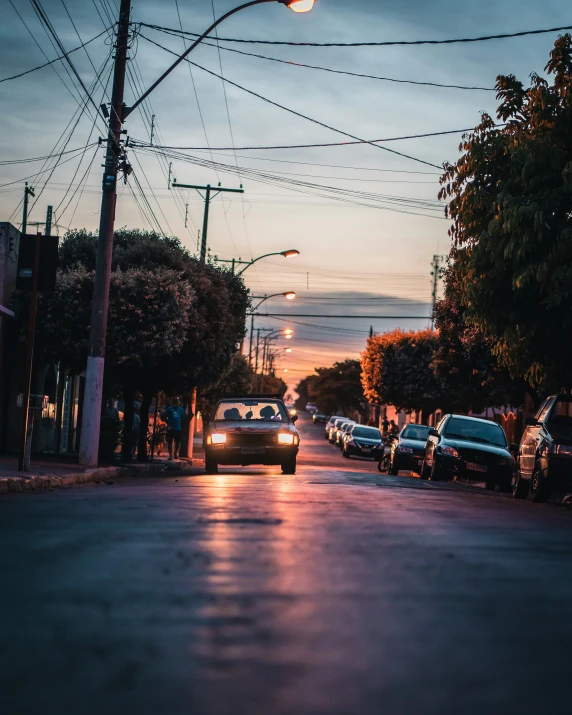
top-left (0, 27), bottom-right (112, 84)
top-left (255, 314), bottom-right (431, 318)
top-left (29, 0), bottom-right (107, 123)
top-left (131, 123), bottom-right (484, 153)
top-left (138, 33), bottom-right (441, 170)
top-left (151, 26), bottom-right (494, 91)
top-left (140, 22), bottom-right (572, 47)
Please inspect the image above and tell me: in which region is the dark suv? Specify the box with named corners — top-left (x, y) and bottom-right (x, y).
top-left (514, 394), bottom-right (572, 502)
top-left (421, 414), bottom-right (514, 490)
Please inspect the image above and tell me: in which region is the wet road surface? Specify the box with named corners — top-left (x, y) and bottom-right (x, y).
top-left (2, 415), bottom-right (572, 714)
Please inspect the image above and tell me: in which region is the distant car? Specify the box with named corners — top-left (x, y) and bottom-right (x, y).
top-left (336, 421), bottom-right (356, 448)
top-left (325, 415), bottom-right (345, 440)
top-left (312, 413), bottom-right (328, 424)
top-left (328, 417), bottom-right (347, 444)
top-left (389, 424), bottom-right (431, 475)
top-left (421, 415), bottom-right (514, 491)
top-left (342, 425), bottom-right (383, 460)
top-left (514, 394), bottom-right (572, 502)
top-left (204, 396), bottom-right (300, 475)
top-left (305, 402), bottom-right (318, 413)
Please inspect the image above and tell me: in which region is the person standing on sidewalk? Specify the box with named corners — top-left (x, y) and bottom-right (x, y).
top-left (163, 398), bottom-right (186, 460)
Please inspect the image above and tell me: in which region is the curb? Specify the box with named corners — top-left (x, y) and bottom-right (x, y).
top-left (0, 458), bottom-right (205, 495)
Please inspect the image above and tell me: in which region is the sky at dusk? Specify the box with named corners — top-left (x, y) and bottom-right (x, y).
top-left (1, 0), bottom-right (571, 391)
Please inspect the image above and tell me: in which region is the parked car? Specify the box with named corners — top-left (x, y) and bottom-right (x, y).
top-left (325, 415), bottom-right (345, 440)
top-left (312, 413), bottom-right (328, 424)
top-left (389, 424), bottom-right (431, 475)
top-left (336, 420), bottom-right (356, 448)
top-left (514, 394), bottom-right (572, 502)
top-left (204, 396), bottom-right (300, 475)
top-left (342, 424), bottom-right (383, 460)
top-left (421, 414), bottom-right (514, 491)
top-left (328, 417), bottom-right (347, 443)
top-left (306, 402), bottom-right (318, 413)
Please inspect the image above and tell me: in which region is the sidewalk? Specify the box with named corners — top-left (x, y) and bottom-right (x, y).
top-left (0, 444), bottom-right (205, 494)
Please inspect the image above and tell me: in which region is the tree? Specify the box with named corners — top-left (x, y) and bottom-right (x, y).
top-left (295, 360), bottom-right (366, 417)
top-left (439, 34), bottom-right (572, 391)
top-left (13, 229), bottom-right (249, 460)
top-left (432, 260), bottom-right (524, 412)
top-left (198, 355), bottom-right (254, 421)
top-left (361, 330), bottom-right (442, 418)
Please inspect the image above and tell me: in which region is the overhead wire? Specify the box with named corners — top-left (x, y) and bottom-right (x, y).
top-left (137, 33), bottom-right (442, 169)
top-left (28, 0), bottom-right (108, 125)
top-left (209, 0), bottom-right (252, 262)
top-left (0, 27), bottom-right (112, 84)
top-left (150, 26), bottom-right (495, 92)
top-left (139, 21), bottom-right (572, 47)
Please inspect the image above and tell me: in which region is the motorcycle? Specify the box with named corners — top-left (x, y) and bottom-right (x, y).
top-left (377, 434), bottom-right (397, 473)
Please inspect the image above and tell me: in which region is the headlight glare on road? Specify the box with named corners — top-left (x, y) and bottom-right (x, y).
top-left (398, 446), bottom-right (413, 454)
top-left (278, 433), bottom-right (295, 445)
top-left (210, 433), bottom-right (227, 445)
top-left (440, 445), bottom-right (459, 458)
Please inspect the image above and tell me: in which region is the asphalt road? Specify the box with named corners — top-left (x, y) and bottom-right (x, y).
top-left (2, 415), bottom-right (572, 715)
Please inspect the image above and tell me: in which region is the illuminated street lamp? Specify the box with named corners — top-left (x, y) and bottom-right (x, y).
top-left (248, 293), bottom-right (296, 363)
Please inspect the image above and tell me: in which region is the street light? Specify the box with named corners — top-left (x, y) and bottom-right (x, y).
top-left (79, 0), bottom-right (315, 466)
top-left (221, 249), bottom-right (300, 276)
top-left (281, 0), bottom-right (315, 11)
top-left (248, 293), bottom-right (296, 363)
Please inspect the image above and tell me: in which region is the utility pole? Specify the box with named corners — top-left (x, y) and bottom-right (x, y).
top-left (22, 183), bottom-right (35, 235)
top-left (430, 254), bottom-right (445, 328)
top-left (79, 0), bottom-right (131, 467)
top-left (171, 181), bottom-right (244, 262)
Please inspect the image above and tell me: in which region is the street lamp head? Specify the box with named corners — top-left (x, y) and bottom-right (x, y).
top-left (284, 292), bottom-right (296, 300)
top-left (281, 249), bottom-right (300, 258)
top-left (285, 348), bottom-right (292, 353)
top-left (280, 0), bottom-right (316, 12)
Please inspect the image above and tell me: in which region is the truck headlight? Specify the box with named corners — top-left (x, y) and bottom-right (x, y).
top-left (209, 433), bottom-right (227, 445)
top-left (278, 433), bottom-right (295, 445)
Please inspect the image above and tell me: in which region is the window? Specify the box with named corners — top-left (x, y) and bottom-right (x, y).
top-left (401, 425), bottom-right (431, 441)
top-left (214, 400), bottom-right (287, 422)
top-left (536, 398), bottom-right (553, 423)
top-left (352, 426), bottom-right (382, 440)
top-left (444, 417), bottom-right (507, 447)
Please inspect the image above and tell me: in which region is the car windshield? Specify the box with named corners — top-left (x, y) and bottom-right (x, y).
top-left (547, 398), bottom-right (572, 440)
top-left (352, 426), bottom-right (381, 440)
top-left (342, 423), bottom-right (355, 432)
top-left (214, 400), bottom-right (288, 422)
top-left (444, 417), bottom-right (507, 447)
top-left (402, 425), bottom-right (431, 441)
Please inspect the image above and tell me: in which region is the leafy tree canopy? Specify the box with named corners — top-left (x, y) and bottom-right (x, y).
top-left (433, 259), bottom-right (524, 412)
top-left (361, 330), bottom-right (442, 415)
top-left (296, 360), bottom-right (365, 417)
top-left (439, 34), bottom-right (572, 390)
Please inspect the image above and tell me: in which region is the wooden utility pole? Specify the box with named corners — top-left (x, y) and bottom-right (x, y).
top-left (79, 0), bottom-right (131, 466)
top-left (171, 181), bottom-right (244, 262)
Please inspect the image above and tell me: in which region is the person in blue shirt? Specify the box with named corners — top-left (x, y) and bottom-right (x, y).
top-left (162, 397), bottom-right (186, 460)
